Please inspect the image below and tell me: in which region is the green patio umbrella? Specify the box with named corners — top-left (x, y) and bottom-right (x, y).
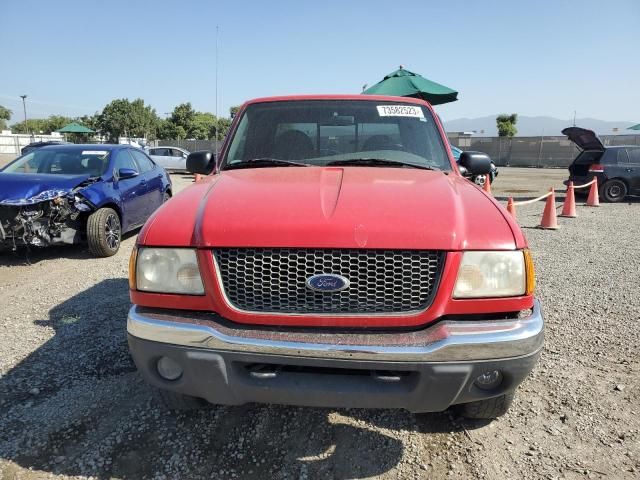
top-left (56, 122), bottom-right (94, 133)
top-left (363, 66), bottom-right (458, 105)
top-left (627, 124), bottom-right (640, 131)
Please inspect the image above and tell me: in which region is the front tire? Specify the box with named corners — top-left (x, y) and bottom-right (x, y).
top-left (87, 207), bottom-right (121, 257)
top-left (456, 392), bottom-right (514, 419)
top-left (601, 179), bottom-right (627, 203)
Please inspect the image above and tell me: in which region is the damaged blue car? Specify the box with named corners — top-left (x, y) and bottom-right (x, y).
top-left (0, 144), bottom-right (172, 257)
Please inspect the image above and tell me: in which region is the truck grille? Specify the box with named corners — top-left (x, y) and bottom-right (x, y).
top-left (213, 248), bottom-right (443, 314)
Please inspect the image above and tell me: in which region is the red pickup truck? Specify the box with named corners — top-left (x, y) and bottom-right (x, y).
top-left (127, 95), bottom-right (543, 419)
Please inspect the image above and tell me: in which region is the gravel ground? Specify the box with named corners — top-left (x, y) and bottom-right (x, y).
top-left (0, 168), bottom-right (638, 480)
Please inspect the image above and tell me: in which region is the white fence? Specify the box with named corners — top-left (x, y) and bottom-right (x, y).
top-left (0, 133), bottom-right (65, 156)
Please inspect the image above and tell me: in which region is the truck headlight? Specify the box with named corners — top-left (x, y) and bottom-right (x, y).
top-left (135, 247), bottom-right (204, 295)
top-left (453, 250), bottom-right (534, 298)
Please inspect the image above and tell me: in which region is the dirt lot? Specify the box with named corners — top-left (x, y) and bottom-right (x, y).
top-left (0, 168), bottom-right (638, 480)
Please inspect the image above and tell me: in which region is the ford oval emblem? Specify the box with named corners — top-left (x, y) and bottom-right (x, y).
top-left (306, 274), bottom-right (350, 292)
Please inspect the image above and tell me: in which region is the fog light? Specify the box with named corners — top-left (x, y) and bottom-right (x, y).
top-left (157, 356), bottom-right (183, 381)
top-left (474, 370), bottom-right (503, 390)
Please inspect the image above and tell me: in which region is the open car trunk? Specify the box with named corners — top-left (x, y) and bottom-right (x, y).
top-left (562, 127), bottom-right (605, 152)
top-left (568, 150), bottom-right (605, 176)
top-left (563, 127), bottom-right (606, 177)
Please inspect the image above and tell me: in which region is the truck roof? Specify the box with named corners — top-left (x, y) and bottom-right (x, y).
top-left (243, 94), bottom-right (431, 107)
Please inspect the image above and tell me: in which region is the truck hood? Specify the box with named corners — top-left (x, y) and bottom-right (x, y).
top-left (142, 167), bottom-right (518, 251)
top-left (0, 173), bottom-right (93, 205)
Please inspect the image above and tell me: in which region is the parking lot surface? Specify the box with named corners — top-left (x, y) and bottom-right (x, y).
top-left (0, 168), bottom-right (638, 479)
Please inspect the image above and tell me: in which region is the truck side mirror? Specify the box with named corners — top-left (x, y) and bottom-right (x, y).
top-left (187, 151), bottom-right (215, 175)
top-left (459, 151), bottom-right (492, 175)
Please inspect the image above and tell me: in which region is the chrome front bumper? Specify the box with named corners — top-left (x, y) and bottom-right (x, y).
top-left (127, 300), bottom-right (544, 363)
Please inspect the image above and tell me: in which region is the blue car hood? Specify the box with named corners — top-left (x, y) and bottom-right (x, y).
top-left (0, 173), bottom-right (93, 205)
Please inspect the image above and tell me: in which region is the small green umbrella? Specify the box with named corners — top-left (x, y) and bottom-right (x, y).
top-left (56, 122), bottom-right (94, 134)
top-left (363, 66), bottom-right (458, 105)
top-left (627, 124), bottom-right (640, 130)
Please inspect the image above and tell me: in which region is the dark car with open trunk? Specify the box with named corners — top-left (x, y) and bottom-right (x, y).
top-left (563, 127), bottom-right (640, 202)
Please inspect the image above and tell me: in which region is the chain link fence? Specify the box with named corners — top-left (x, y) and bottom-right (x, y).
top-left (449, 134), bottom-right (640, 168)
top-left (151, 139), bottom-right (221, 153)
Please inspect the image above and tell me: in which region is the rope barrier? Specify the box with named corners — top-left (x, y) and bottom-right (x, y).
top-left (506, 178), bottom-right (598, 223)
top-left (512, 190), bottom-right (553, 206)
top-left (572, 179), bottom-right (596, 189)
top-left (511, 179), bottom-right (595, 207)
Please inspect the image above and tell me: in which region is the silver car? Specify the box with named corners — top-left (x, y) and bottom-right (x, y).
top-left (148, 146), bottom-right (190, 171)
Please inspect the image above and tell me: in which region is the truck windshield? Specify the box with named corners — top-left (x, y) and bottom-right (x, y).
top-left (4, 148), bottom-right (110, 176)
top-left (223, 100), bottom-right (451, 170)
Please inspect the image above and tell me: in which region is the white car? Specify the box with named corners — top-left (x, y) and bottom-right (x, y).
top-left (148, 146), bottom-right (190, 171)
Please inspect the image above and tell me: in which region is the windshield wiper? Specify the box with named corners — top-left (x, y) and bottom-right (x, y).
top-left (222, 158), bottom-right (311, 170)
top-left (325, 158), bottom-right (438, 170)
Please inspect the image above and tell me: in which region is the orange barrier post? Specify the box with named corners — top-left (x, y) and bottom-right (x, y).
top-left (539, 188), bottom-right (559, 229)
top-left (586, 177), bottom-right (600, 207)
top-left (194, 173), bottom-right (202, 183)
top-left (560, 181), bottom-right (577, 218)
top-left (482, 176), bottom-right (492, 195)
top-left (506, 197), bottom-right (516, 219)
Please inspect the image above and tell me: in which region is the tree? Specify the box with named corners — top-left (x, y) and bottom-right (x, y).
top-left (97, 99), bottom-right (133, 141)
top-left (213, 117), bottom-right (232, 141)
top-left (496, 114), bottom-right (518, 137)
top-left (76, 114), bottom-right (99, 132)
top-left (129, 98), bottom-right (160, 139)
top-left (97, 98), bottom-right (159, 141)
top-left (229, 105), bottom-right (240, 118)
top-left (189, 112), bottom-right (217, 140)
top-left (0, 105), bottom-right (11, 130)
top-left (157, 119), bottom-right (187, 140)
top-left (153, 102), bottom-right (233, 140)
top-left (170, 103), bottom-right (196, 134)
top-left (10, 116), bottom-right (73, 135)
top-left (10, 119), bottom-right (47, 134)
top-left (45, 115), bottom-right (74, 132)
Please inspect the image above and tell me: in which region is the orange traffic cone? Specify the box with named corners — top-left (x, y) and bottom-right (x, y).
top-left (506, 197), bottom-right (516, 220)
top-left (194, 173), bottom-right (202, 183)
top-left (482, 176), bottom-right (492, 195)
top-left (539, 188), bottom-right (559, 229)
top-left (560, 181), bottom-right (577, 217)
top-left (586, 177), bottom-right (600, 207)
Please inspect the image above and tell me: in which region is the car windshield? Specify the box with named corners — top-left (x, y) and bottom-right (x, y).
top-left (224, 100), bottom-right (451, 170)
top-left (3, 148), bottom-right (111, 176)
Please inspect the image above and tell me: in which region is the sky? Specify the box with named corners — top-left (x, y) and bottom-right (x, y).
top-left (1, 0), bottom-right (639, 124)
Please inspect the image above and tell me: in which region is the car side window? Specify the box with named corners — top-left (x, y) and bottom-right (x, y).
top-left (171, 149), bottom-right (184, 157)
top-left (130, 149), bottom-right (155, 173)
top-left (616, 149), bottom-right (629, 164)
top-left (627, 148), bottom-right (640, 165)
top-left (112, 149), bottom-right (138, 176)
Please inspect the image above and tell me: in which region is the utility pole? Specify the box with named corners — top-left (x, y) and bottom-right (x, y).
top-left (20, 95), bottom-right (28, 136)
top-left (573, 110), bottom-right (576, 127)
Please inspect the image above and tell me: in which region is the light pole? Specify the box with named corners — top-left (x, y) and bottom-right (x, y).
top-left (20, 95), bottom-right (29, 137)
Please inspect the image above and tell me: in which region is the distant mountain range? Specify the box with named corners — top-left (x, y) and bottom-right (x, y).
top-left (443, 115), bottom-right (637, 137)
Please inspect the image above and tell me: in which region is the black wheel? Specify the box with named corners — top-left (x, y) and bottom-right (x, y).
top-left (456, 392), bottom-right (514, 419)
top-left (157, 389), bottom-right (209, 411)
top-left (87, 207), bottom-right (121, 257)
top-left (601, 179), bottom-right (627, 203)
top-left (163, 191), bottom-right (171, 203)
top-left (474, 174), bottom-right (487, 186)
